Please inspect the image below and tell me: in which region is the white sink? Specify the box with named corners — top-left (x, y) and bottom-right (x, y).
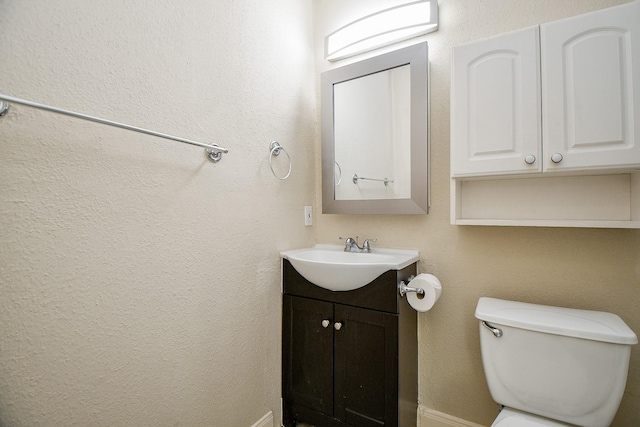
top-left (281, 244), bottom-right (419, 291)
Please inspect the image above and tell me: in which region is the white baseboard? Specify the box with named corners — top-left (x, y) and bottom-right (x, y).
top-left (251, 411), bottom-right (274, 427)
top-left (263, 405), bottom-right (483, 427)
top-left (418, 405), bottom-right (487, 427)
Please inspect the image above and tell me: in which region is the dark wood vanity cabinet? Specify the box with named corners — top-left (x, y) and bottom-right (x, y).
top-left (282, 259), bottom-right (417, 427)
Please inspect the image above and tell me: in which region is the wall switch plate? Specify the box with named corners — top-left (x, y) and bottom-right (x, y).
top-left (304, 206), bottom-right (313, 226)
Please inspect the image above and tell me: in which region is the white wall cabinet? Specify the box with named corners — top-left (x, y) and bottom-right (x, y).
top-left (541, 2), bottom-right (640, 173)
top-left (451, 26), bottom-right (542, 177)
top-left (451, 1), bottom-right (640, 228)
top-left (452, 1), bottom-right (640, 178)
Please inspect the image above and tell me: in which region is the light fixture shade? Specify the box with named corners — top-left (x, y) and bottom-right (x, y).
top-left (325, 0), bottom-right (438, 62)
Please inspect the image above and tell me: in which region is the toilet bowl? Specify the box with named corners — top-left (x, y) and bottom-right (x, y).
top-left (475, 297), bottom-right (637, 427)
top-left (491, 408), bottom-right (572, 427)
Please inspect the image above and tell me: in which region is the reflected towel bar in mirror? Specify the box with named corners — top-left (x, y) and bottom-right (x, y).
top-left (352, 173), bottom-right (393, 186)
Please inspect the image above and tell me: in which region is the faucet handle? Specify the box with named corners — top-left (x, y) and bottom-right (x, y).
top-left (339, 236), bottom-right (358, 252)
top-left (339, 236), bottom-right (358, 243)
top-left (362, 238), bottom-right (377, 251)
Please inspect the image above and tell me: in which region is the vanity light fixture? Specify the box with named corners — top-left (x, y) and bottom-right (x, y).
top-left (325, 0), bottom-right (438, 62)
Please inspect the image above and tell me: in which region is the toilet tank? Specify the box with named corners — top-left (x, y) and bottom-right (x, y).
top-left (475, 298), bottom-right (637, 427)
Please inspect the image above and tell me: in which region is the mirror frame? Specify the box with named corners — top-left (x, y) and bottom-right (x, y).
top-left (321, 42), bottom-right (429, 214)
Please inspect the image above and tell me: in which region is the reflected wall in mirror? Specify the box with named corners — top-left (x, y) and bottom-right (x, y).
top-left (334, 65), bottom-right (411, 201)
top-left (321, 42), bottom-right (429, 214)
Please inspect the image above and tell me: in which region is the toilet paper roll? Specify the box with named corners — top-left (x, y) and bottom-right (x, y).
top-left (406, 273), bottom-right (442, 312)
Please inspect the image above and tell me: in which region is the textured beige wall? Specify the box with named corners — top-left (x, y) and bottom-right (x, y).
top-left (2, 1), bottom-right (639, 426)
top-left (0, 1), bottom-right (315, 426)
top-left (313, 1), bottom-right (640, 426)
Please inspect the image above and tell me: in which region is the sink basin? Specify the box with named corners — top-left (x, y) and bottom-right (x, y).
top-left (281, 244), bottom-right (419, 291)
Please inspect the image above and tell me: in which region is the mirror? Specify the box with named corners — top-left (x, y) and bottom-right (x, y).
top-left (321, 42), bottom-right (429, 214)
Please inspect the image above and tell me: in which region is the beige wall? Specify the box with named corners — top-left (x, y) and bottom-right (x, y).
top-left (0, 1), bottom-right (315, 426)
top-left (1, 1), bottom-right (639, 426)
top-left (313, 1), bottom-right (640, 426)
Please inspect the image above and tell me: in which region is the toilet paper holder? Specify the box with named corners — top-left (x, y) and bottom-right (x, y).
top-left (398, 276), bottom-right (425, 297)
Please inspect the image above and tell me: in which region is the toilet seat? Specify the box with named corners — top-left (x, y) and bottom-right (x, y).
top-left (491, 408), bottom-right (573, 427)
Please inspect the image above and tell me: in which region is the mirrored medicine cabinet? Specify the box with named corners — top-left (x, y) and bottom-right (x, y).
top-left (321, 42), bottom-right (429, 214)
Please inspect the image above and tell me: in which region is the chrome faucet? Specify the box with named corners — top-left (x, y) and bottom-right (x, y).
top-left (339, 236), bottom-right (377, 253)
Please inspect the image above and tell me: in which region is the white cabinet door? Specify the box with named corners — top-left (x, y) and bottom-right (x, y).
top-left (451, 26), bottom-right (541, 177)
top-left (541, 0), bottom-right (640, 172)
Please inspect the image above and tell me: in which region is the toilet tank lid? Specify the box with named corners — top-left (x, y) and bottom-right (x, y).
top-left (475, 297), bottom-right (638, 345)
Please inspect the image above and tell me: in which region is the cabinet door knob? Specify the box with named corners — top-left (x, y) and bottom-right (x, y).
top-left (524, 154), bottom-right (536, 164)
top-left (321, 319), bottom-right (330, 328)
top-left (551, 153), bottom-right (563, 163)
top-left (334, 322), bottom-right (343, 331)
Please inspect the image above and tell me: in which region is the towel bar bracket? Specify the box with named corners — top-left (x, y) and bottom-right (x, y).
top-left (0, 100), bottom-right (9, 117)
top-left (205, 147), bottom-right (224, 162)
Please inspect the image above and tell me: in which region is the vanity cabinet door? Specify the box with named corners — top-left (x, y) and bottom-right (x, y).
top-left (541, 1), bottom-right (640, 172)
top-left (283, 296), bottom-right (334, 419)
top-left (334, 304), bottom-right (398, 427)
top-left (451, 26), bottom-right (542, 178)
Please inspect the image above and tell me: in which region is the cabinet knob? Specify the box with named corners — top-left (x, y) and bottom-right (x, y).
top-left (551, 153), bottom-right (563, 163)
top-left (524, 154), bottom-right (536, 165)
top-left (334, 322), bottom-right (343, 331)
top-left (321, 319), bottom-right (330, 328)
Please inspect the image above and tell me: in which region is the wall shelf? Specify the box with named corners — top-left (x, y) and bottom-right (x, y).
top-left (451, 172), bottom-right (640, 229)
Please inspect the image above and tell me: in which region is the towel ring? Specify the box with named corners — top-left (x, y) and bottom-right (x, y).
top-left (269, 141), bottom-right (291, 180)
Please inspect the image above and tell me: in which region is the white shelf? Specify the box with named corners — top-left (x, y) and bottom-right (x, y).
top-left (451, 172), bottom-right (640, 229)
top-left (453, 219), bottom-right (640, 229)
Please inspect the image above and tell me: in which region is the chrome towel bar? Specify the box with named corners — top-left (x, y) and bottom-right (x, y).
top-left (0, 93), bottom-right (228, 162)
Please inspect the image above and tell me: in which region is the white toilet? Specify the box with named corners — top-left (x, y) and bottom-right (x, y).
top-left (475, 297), bottom-right (637, 427)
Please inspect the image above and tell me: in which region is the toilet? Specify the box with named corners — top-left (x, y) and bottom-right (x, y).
top-left (475, 297), bottom-right (638, 427)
